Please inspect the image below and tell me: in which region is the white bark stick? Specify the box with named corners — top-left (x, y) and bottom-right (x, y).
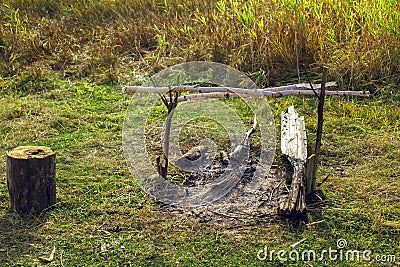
top-left (123, 82), bottom-right (338, 94)
top-left (173, 89), bottom-right (369, 102)
top-left (123, 83), bottom-right (370, 101)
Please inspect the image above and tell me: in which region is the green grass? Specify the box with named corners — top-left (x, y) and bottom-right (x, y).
top-left (0, 78), bottom-right (398, 266)
top-left (0, 0), bottom-right (399, 266)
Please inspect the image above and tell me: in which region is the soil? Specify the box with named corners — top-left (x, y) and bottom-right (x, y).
top-left (161, 149), bottom-right (290, 226)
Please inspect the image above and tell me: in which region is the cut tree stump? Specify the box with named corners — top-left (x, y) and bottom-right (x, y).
top-left (278, 106), bottom-right (307, 214)
top-left (6, 146), bottom-right (56, 215)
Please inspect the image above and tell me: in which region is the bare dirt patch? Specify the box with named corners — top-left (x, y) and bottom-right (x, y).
top-left (160, 150), bottom-right (289, 226)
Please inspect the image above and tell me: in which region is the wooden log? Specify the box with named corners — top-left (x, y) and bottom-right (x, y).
top-left (6, 146), bottom-right (56, 214)
top-left (278, 106), bottom-right (307, 214)
top-left (281, 106), bottom-right (307, 162)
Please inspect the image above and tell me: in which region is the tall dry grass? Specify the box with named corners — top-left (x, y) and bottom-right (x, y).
top-left (0, 0), bottom-right (399, 90)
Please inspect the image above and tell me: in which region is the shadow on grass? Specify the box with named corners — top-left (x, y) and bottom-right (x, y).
top-left (0, 209), bottom-right (47, 264)
top-left (275, 189), bottom-right (330, 233)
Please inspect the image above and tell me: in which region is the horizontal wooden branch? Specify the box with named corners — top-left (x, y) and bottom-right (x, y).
top-left (262, 89), bottom-right (370, 97)
top-left (124, 82), bottom-right (370, 102)
top-left (123, 82), bottom-right (338, 94)
top-left (175, 89), bottom-right (370, 102)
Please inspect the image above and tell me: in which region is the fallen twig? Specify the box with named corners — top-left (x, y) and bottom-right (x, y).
top-left (317, 173), bottom-right (331, 187)
top-left (307, 220), bottom-right (326, 227)
top-left (209, 210), bottom-right (248, 221)
top-left (243, 114), bottom-right (257, 144)
top-left (290, 238), bottom-right (307, 248)
top-left (261, 179), bottom-right (285, 202)
top-left (60, 250), bottom-right (64, 267)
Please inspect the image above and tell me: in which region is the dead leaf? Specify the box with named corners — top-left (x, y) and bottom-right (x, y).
top-left (100, 243), bottom-right (108, 254)
top-left (39, 246), bottom-right (56, 263)
top-left (99, 229), bottom-right (111, 236)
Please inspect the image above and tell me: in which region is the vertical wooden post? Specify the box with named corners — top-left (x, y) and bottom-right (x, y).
top-left (306, 154), bottom-right (316, 194)
top-left (157, 91), bottom-right (179, 178)
top-left (308, 66), bottom-right (328, 194)
top-left (6, 146), bottom-right (56, 214)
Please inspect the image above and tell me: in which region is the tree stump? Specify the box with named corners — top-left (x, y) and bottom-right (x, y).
top-left (6, 146), bottom-right (56, 214)
top-left (278, 106), bottom-right (307, 214)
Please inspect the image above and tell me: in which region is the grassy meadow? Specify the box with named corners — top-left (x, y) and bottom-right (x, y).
top-left (0, 0), bottom-right (399, 266)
